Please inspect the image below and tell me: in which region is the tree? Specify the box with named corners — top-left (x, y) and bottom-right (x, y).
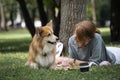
top-left (0, 0), bottom-right (7, 30)
top-left (110, 0), bottom-right (120, 42)
top-left (91, 0), bottom-right (96, 24)
top-left (53, 0), bottom-right (61, 37)
top-left (59, 0), bottom-right (86, 53)
top-left (36, 0), bottom-right (48, 26)
top-left (16, 0), bottom-right (35, 37)
top-left (95, 0), bottom-right (110, 26)
top-left (44, 0), bottom-right (61, 37)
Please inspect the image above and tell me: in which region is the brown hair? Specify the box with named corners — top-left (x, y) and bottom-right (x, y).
top-left (74, 20), bottom-right (100, 47)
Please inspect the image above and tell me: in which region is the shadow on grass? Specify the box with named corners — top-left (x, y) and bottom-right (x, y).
top-left (0, 38), bottom-right (31, 53)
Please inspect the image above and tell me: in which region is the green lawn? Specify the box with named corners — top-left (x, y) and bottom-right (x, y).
top-left (0, 28), bottom-right (120, 80)
top-left (99, 27), bottom-right (120, 47)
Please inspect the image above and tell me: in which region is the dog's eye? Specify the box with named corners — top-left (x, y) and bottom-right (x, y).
top-left (47, 33), bottom-right (51, 36)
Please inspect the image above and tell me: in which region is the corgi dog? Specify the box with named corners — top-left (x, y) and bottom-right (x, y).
top-left (25, 20), bottom-right (58, 69)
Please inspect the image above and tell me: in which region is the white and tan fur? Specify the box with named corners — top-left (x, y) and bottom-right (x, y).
top-left (25, 21), bottom-right (58, 69)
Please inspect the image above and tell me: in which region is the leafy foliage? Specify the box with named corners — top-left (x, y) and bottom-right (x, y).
top-left (86, 0), bottom-right (110, 26)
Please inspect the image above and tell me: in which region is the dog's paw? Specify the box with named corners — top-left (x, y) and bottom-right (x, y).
top-left (25, 61), bottom-right (30, 66)
top-left (30, 63), bottom-right (39, 69)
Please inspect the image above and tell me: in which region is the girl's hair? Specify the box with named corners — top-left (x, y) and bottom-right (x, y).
top-left (74, 20), bottom-right (100, 47)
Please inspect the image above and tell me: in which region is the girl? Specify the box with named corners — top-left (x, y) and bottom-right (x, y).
top-left (68, 20), bottom-right (120, 66)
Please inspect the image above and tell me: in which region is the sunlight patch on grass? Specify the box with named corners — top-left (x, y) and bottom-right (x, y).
top-left (99, 27), bottom-right (120, 47)
top-left (0, 29), bottom-right (31, 39)
top-left (0, 34), bottom-right (31, 39)
top-left (0, 29), bottom-right (31, 53)
top-left (99, 27), bottom-right (110, 32)
top-left (99, 27), bottom-right (110, 36)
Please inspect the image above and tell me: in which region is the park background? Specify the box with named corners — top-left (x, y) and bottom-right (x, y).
top-left (0, 0), bottom-right (120, 80)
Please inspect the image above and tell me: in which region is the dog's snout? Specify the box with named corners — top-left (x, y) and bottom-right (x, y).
top-left (56, 37), bottom-right (59, 41)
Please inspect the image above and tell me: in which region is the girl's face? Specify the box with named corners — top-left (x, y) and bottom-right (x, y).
top-left (74, 20), bottom-right (96, 48)
top-left (75, 35), bottom-right (91, 48)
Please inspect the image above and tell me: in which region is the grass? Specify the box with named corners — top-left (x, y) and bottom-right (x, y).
top-left (99, 27), bottom-right (120, 47)
top-left (0, 28), bottom-right (120, 80)
top-left (0, 29), bottom-right (31, 53)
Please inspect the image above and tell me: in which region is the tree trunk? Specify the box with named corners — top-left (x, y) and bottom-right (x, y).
top-left (17, 0), bottom-right (35, 37)
top-left (0, 1), bottom-right (7, 30)
top-left (110, 0), bottom-right (120, 42)
top-left (60, 0), bottom-right (86, 53)
top-left (53, 0), bottom-right (61, 37)
top-left (91, 0), bottom-right (96, 25)
top-left (37, 0), bottom-right (60, 37)
top-left (10, 10), bottom-right (14, 27)
top-left (31, 8), bottom-right (36, 22)
top-left (54, 7), bottom-right (60, 37)
top-left (46, 0), bottom-right (61, 37)
top-left (36, 0), bottom-right (48, 26)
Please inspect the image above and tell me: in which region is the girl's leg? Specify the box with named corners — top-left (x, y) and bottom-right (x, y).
top-left (106, 47), bottom-right (120, 64)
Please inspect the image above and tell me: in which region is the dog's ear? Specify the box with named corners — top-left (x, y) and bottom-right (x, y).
top-left (35, 27), bottom-right (42, 37)
top-left (46, 20), bottom-right (53, 28)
